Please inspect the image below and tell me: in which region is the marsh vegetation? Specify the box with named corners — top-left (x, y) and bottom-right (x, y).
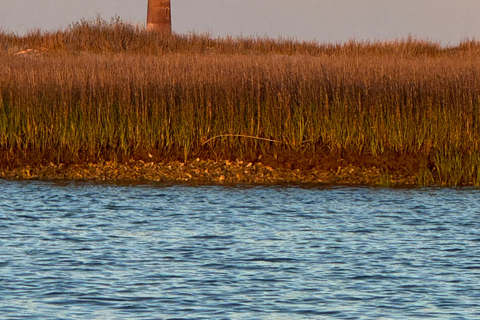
top-left (2, 18), bottom-right (480, 185)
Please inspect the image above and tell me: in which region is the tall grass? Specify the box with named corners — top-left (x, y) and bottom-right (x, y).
top-left (2, 18), bottom-right (480, 185)
top-left (2, 16), bottom-right (471, 57)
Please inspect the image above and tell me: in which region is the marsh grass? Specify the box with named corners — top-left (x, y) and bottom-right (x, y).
top-left (1, 16), bottom-right (469, 57)
top-left (2, 18), bottom-right (480, 185)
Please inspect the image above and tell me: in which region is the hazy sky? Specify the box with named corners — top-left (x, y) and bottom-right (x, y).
top-left (1, 0), bottom-right (480, 45)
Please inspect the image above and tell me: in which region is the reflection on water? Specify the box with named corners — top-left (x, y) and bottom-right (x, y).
top-left (1, 180), bottom-right (479, 319)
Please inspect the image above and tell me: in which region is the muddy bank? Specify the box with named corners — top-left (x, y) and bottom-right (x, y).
top-left (0, 158), bottom-right (418, 186)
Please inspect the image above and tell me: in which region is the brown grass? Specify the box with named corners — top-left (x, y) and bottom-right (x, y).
top-left (2, 17), bottom-right (480, 186)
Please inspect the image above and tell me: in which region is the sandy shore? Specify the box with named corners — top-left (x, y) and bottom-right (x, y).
top-left (0, 158), bottom-right (418, 186)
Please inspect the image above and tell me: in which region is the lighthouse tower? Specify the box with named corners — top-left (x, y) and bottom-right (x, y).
top-left (147, 0), bottom-right (172, 34)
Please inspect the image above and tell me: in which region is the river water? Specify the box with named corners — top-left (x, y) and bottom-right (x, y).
top-left (0, 180), bottom-right (479, 319)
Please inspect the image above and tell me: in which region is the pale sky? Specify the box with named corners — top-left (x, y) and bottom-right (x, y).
top-left (1, 0), bottom-right (479, 45)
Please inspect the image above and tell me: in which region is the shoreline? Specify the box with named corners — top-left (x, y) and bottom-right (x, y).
top-left (0, 159), bottom-right (418, 187)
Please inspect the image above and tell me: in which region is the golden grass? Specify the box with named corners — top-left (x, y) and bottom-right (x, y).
top-left (2, 17), bottom-right (480, 185)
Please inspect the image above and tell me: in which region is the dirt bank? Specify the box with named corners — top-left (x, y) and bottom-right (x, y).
top-left (0, 157), bottom-right (419, 186)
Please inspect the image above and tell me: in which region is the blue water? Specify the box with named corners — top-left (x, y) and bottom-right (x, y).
top-left (0, 180), bottom-right (479, 319)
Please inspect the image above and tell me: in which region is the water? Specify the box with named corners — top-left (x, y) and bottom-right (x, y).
top-left (1, 180), bottom-right (479, 319)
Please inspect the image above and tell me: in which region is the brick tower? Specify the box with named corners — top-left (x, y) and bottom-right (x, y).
top-left (147, 0), bottom-right (172, 34)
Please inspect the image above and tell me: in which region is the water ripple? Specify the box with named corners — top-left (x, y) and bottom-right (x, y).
top-left (0, 181), bottom-right (480, 319)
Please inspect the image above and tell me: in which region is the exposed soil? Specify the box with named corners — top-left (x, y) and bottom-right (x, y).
top-left (0, 151), bottom-right (421, 186)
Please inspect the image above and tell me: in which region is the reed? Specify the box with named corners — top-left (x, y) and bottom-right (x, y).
top-left (0, 16), bottom-right (463, 57)
top-left (2, 18), bottom-right (480, 185)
